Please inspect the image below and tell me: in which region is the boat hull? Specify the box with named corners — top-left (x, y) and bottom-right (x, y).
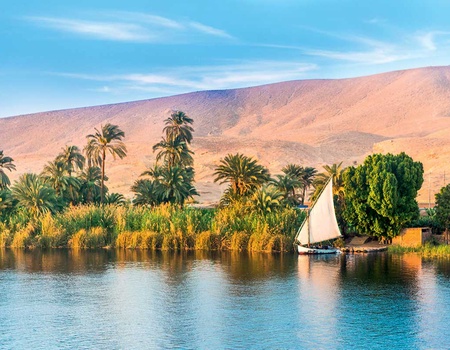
top-left (296, 244), bottom-right (340, 255)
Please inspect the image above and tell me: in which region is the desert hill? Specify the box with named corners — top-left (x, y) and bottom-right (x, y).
top-left (3, 65), bottom-right (450, 204)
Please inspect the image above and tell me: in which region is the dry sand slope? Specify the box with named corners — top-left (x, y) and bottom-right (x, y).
top-left (3, 65), bottom-right (450, 205)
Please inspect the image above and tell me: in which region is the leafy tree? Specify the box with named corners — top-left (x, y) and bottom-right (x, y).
top-left (0, 150), bottom-right (16, 189)
top-left (11, 173), bottom-right (59, 219)
top-left (343, 152), bottom-right (423, 239)
top-left (56, 145), bottom-right (85, 176)
top-left (435, 185), bottom-right (450, 232)
top-left (214, 153), bottom-right (270, 198)
top-left (0, 189), bottom-right (16, 217)
top-left (86, 123), bottom-right (127, 203)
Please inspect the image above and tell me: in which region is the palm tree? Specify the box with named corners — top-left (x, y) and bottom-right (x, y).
top-left (79, 166), bottom-right (105, 204)
top-left (104, 193), bottom-right (127, 206)
top-left (271, 174), bottom-right (302, 205)
top-left (56, 145), bottom-right (85, 176)
top-left (86, 123), bottom-right (127, 203)
top-left (163, 110), bottom-right (194, 143)
top-left (41, 159), bottom-right (81, 201)
top-left (281, 164), bottom-right (304, 201)
top-left (153, 136), bottom-right (193, 168)
top-left (250, 185), bottom-right (284, 215)
top-left (214, 153), bottom-right (270, 197)
top-left (132, 179), bottom-right (160, 206)
top-left (300, 166), bottom-right (317, 205)
top-left (312, 162), bottom-right (345, 200)
top-left (155, 166), bottom-right (198, 206)
top-left (11, 173), bottom-right (58, 219)
top-left (0, 150), bottom-right (16, 189)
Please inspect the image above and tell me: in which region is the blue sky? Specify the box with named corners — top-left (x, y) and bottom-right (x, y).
top-left (2, 0), bottom-right (450, 117)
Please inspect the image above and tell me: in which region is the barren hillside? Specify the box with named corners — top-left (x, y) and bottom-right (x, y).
top-left (3, 65), bottom-right (450, 204)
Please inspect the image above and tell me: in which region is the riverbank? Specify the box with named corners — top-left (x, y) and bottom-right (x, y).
top-left (388, 243), bottom-right (450, 257)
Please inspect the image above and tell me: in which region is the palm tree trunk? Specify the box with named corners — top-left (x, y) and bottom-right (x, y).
top-left (100, 150), bottom-right (106, 204)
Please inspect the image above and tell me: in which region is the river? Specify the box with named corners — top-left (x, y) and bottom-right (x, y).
top-left (0, 250), bottom-right (449, 349)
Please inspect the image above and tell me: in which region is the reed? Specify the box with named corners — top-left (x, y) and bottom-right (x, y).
top-left (1, 203), bottom-right (303, 252)
top-left (194, 231), bottom-right (221, 250)
top-left (389, 243), bottom-right (450, 257)
top-left (69, 227), bottom-right (107, 249)
top-left (11, 224), bottom-right (34, 248)
top-left (37, 213), bottom-right (67, 248)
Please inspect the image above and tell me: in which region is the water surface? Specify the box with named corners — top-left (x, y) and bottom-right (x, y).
top-left (1, 250), bottom-right (449, 349)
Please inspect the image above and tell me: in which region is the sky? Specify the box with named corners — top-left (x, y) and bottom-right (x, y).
top-left (1, 0), bottom-right (450, 117)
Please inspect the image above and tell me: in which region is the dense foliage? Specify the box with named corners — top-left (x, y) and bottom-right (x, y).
top-left (435, 185), bottom-right (450, 232)
top-left (343, 152), bottom-right (424, 239)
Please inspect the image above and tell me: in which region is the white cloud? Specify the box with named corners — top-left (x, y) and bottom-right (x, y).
top-left (26, 17), bottom-right (152, 42)
top-left (53, 60), bottom-right (318, 94)
top-left (305, 48), bottom-right (412, 64)
top-left (188, 22), bottom-right (233, 39)
top-left (25, 12), bottom-right (233, 42)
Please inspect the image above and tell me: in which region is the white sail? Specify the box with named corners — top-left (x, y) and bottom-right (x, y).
top-left (296, 178), bottom-right (341, 245)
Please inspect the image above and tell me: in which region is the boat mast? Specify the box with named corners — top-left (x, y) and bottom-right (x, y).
top-left (307, 210), bottom-right (310, 247)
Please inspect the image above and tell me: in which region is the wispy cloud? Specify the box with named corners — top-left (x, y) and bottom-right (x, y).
top-left (26, 16), bottom-right (152, 42)
top-left (188, 22), bottom-right (233, 39)
top-left (25, 11), bottom-right (234, 42)
top-left (416, 31), bottom-right (450, 51)
top-left (54, 60), bottom-right (318, 95)
top-left (305, 48), bottom-right (412, 64)
top-left (257, 27), bottom-right (426, 65)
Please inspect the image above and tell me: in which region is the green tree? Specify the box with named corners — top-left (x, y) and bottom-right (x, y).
top-left (343, 152), bottom-right (423, 239)
top-left (56, 145), bottom-right (85, 176)
top-left (271, 174), bottom-right (301, 205)
top-left (41, 159), bottom-right (81, 202)
top-left (131, 179), bottom-right (160, 206)
top-left (11, 173), bottom-right (59, 219)
top-left (155, 166), bottom-right (198, 206)
top-left (281, 164), bottom-right (304, 201)
top-left (78, 166), bottom-right (105, 204)
top-left (163, 110), bottom-right (194, 144)
top-left (249, 185), bottom-right (284, 215)
top-left (435, 185), bottom-right (450, 232)
top-left (214, 153), bottom-right (270, 198)
top-left (153, 136), bottom-right (193, 168)
top-left (86, 123), bottom-right (127, 203)
top-left (0, 150), bottom-right (16, 189)
top-left (300, 166), bottom-right (317, 205)
top-left (104, 192), bottom-right (127, 206)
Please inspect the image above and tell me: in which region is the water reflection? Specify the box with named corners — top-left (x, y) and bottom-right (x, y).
top-left (0, 249), bottom-right (450, 349)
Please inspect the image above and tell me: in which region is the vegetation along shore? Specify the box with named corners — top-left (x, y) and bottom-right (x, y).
top-left (2, 110), bottom-right (450, 253)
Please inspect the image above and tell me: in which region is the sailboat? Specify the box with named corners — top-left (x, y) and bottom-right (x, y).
top-left (294, 177), bottom-right (342, 254)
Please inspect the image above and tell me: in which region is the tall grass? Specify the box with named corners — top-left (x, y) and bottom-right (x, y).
top-left (389, 243), bottom-right (450, 258)
top-left (0, 203), bottom-right (304, 252)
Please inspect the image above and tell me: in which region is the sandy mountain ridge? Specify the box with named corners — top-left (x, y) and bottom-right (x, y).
top-left (3, 65), bottom-right (450, 205)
